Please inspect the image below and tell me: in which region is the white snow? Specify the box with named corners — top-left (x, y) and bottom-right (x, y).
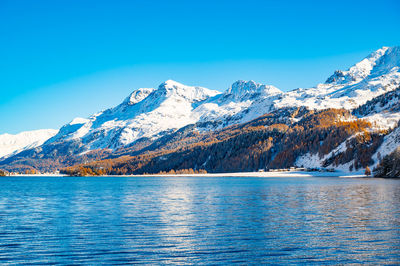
top-left (274, 46), bottom-right (400, 111)
top-left (295, 153), bottom-right (321, 169)
top-left (371, 126), bottom-right (400, 169)
top-left (295, 136), bottom-right (357, 173)
top-left (69, 117), bottom-right (90, 125)
top-left (123, 88), bottom-right (155, 105)
top-left (0, 129), bottom-right (58, 159)
top-left (196, 47), bottom-right (400, 127)
top-left (46, 80), bottom-right (221, 152)
top-left (9, 46), bottom-right (400, 171)
top-left (194, 80), bottom-right (282, 126)
top-left (363, 112), bottom-right (400, 130)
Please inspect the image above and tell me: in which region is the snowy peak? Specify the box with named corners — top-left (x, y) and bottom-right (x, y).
top-left (155, 80), bottom-right (220, 102)
top-left (326, 46), bottom-right (400, 84)
top-left (225, 80), bottom-right (282, 100)
top-left (372, 46), bottom-right (400, 75)
top-left (0, 129), bottom-right (58, 159)
top-left (123, 88), bottom-right (155, 105)
top-left (69, 117), bottom-right (90, 125)
top-left (4, 47), bottom-right (400, 173)
top-left (325, 70), bottom-right (352, 84)
top-left (273, 46), bottom-right (400, 111)
top-left (121, 80), bottom-right (220, 109)
top-left (193, 80), bottom-right (283, 126)
top-left (43, 80), bottom-right (223, 151)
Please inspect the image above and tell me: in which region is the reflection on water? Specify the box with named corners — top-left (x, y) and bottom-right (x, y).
top-left (0, 176), bottom-right (399, 264)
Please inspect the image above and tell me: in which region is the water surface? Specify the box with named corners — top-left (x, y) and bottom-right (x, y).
top-left (0, 176), bottom-right (399, 264)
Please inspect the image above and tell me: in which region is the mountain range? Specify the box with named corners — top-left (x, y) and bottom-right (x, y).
top-left (1, 46), bottom-right (400, 174)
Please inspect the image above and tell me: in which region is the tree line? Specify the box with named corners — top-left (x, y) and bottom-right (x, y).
top-left (61, 108), bottom-right (384, 176)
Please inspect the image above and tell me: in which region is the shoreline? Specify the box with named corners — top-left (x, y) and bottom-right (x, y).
top-left (3, 171), bottom-right (367, 178)
top-left (120, 171), bottom-right (367, 178)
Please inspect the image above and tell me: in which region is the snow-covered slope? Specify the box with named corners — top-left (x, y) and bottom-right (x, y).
top-left (195, 46), bottom-right (400, 128)
top-left (353, 85), bottom-right (400, 169)
top-left (352, 86), bottom-right (400, 129)
top-left (295, 136), bottom-right (356, 173)
top-left (4, 46), bottom-right (400, 172)
top-left (194, 80), bottom-right (282, 127)
top-left (45, 79), bottom-right (284, 152)
top-left (40, 46), bottom-right (400, 154)
top-left (0, 129), bottom-right (58, 159)
top-left (46, 80), bottom-right (220, 152)
top-left (371, 125), bottom-right (400, 169)
top-left (274, 46), bottom-right (400, 110)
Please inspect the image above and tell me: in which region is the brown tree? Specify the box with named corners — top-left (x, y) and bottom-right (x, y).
top-left (365, 166), bottom-right (371, 176)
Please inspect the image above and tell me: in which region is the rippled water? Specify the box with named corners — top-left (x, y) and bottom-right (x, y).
top-left (0, 176), bottom-right (399, 264)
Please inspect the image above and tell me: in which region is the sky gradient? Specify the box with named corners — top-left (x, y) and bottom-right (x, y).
top-left (1, 0), bottom-right (400, 134)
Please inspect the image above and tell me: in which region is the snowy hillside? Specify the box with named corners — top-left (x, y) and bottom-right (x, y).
top-left (45, 79), bottom-right (284, 152)
top-left (46, 80), bottom-right (220, 152)
top-left (371, 126), bottom-right (400, 169)
top-left (196, 46), bottom-right (400, 128)
top-left (352, 86), bottom-right (400, 129)
top-left (32, 47), bottom-right (400, 154)
top-left (2, 46), bottom-right (400, 174)
top-left (274, 46), bottom-right (400, 110)
top-left (193, 80), bottom-right (282, 127)
top-left (0, 129), bottom-right (58, 159)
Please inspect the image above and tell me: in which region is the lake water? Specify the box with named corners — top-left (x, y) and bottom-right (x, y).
top-left (0, 176), bottom-right (399, 264)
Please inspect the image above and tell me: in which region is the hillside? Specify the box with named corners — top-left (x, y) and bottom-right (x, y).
top-left (61, 108), bottom-right (385, 175)
top-left (0, 129), bottom-right (58, 159)
top-left (1, 46), bottom-right (400, 175)
top-left (374, 147), bottom-right (400, 177)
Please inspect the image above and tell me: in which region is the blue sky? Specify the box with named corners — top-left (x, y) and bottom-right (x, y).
top-left (1, 0), bottom-right (399, 134)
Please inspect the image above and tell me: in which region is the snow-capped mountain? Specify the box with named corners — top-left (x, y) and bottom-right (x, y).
top-left (196, 46), bottom-right (400, 127)
top-left (40, 46), bottom-right (400, 154)
top-left (46, 80), bottom-right (220, 152)
top-left (274, 46), bottom-right (400, 110)
top-left (2, 46), bottom-right (400, 173)
top-left (42, 79), bottom-right (285, 153)
top-left (0, 129), bottom-right (58, 159)
top-left (194, 80), bottom-right (282, 127)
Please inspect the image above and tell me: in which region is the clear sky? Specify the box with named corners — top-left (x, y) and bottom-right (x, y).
top-left (1, 0), bottom-right (399, 134)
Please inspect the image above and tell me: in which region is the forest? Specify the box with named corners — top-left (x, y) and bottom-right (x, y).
top-left (61, 108), bottom-right (385, 176)
top-left (373, 147), bottom-right (400, 178)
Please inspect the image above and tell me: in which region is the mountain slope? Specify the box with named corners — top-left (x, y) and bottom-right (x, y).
top-left (46, 80), bottom-right (220, 153)
top-left (61, 108), bottom-right (382, 175)
top-left (196, 46), bottom-right (400, 128)
top-left (2, 46), bottom-right (400, 173)
top-left (0, 129), bottom-right (58, 159)
top-left (353, 86), bottom-right (400, 129)
top-left (295, 86), bottom-right (400, 172)
top-left (373, 147), bottom-right (400, 177)
top-left (194, 80), bottom-right (282, 128)
top-left (274, 46), bottom-right (400, 110)
top-left (31, 46), bottom-right (400, 153)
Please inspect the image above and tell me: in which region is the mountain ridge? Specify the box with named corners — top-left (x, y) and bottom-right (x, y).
top-left (2, 46), bottom-right (400, 174)
top-left (0, 129), bottom-right (58, 159)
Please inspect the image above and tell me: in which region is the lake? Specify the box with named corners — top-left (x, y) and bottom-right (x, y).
top-left (0, 176), bottom-right (399, 264)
